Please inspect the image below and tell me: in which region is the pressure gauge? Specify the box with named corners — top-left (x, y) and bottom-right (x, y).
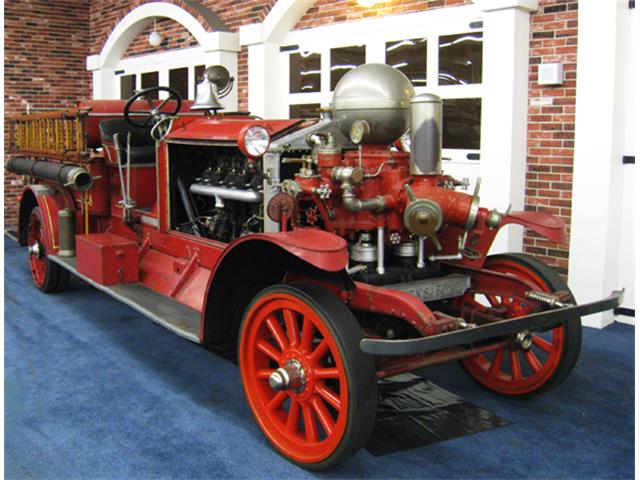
top-left (349, 120), bottom-right (370, 145)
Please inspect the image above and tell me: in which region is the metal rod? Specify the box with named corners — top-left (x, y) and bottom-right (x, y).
top-left (189, 183), bottom-right (262, 203)
top-left (417, 236), bottom-right (425, 268)
top-left (376, 226), bottom-right (385, 275)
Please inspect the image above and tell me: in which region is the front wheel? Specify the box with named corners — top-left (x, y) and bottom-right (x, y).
top-left (27, 206), bottom-right (70, 293)
top-left (239, 284), bottom-right (377, 470)
top-left (459, 253), bottom-right (582, 397)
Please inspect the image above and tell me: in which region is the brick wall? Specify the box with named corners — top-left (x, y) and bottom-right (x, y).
top-left (4, 0), bottom-right (91, 230)
top-left (295, 0), bottom-right (471, 29)
top-left (123, 18), bottom-right (198, 58)
top-left (524, 0), bottom-right (578, 276)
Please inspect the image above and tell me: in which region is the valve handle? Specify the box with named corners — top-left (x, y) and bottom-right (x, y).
top-left (404, 184), bottom-right (417, 202)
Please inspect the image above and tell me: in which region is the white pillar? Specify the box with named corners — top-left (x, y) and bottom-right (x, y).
top-left (474, 0), bottom-right (538, 254)
top-left (568, 1), bottom-right (630, 328)
top-left (247, 42), bottom-right (282, 118)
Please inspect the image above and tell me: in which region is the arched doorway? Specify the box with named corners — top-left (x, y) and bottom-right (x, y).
top-left (87, 2), bottom-right (239, 108)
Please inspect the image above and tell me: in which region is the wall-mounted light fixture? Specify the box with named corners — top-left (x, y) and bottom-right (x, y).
top-left (357, 0), bottom-right (380, 6)
top-left (148, 18), bottom-right (163, 47)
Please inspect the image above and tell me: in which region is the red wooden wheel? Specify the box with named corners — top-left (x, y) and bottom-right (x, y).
top-left (27, 208), bottom-right (48, 289)
top-left (239, 284), bottom-right (376, 469)
top-left (460, 253), bottom-right (581, 397)
top-left (26, 206), bottom-right (69, 293)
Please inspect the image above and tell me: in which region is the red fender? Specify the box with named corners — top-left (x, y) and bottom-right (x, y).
top-left (19, 184), bottom-right (75, 253)
top-left (200, 228), bottom-right (349, 343)
top-left (502, 211), bottom-right (568, 244)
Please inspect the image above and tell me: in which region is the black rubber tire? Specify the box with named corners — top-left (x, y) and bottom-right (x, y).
top-left (238, 283), bottom-right (378, 470)
top-left (460, 252), bottom-right (582, 398)
top-left (28, 206), bottom-right (70, 294)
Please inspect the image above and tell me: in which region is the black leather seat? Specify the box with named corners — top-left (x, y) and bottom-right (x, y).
top-left (99, 119), bottom-right (156, 165)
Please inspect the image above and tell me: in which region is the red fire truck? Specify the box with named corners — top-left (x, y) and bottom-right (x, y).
top-left (7, 64), bottom-right (621, 469)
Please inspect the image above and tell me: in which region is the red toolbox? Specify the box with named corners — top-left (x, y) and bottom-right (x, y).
top-left (76, 233), bottom-right (139, 286)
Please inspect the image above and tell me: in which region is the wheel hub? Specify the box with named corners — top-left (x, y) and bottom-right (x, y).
top-left (28, 241), bottom-right (43, 259)
top-left (515, 330), bottom-right (533, 350)
top-left (268, 359), bottom-right (306, 393)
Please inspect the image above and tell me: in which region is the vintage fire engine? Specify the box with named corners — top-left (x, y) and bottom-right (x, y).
top-left (7, 63), bottom-right (621, 469)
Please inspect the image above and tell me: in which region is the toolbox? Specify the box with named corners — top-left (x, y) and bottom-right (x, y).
top-left (76, 233), bottom-right (139, 285)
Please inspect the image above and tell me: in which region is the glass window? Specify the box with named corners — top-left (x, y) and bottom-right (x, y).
top-left (141, 71), bottom-right (159, 99)
top-left (439, 32), bottom-right (483, 85)
top-left (290, 52), bottom-right (321, 94)
top-left (120, 74), bottom-right (136, 100)
top-left (330, 45), bottom-right (365, 90)
top-left (194, 65), bottom-right (205, 99)
top-left (169, 67), bottom-right (188, 100)
top-left (385, 38), bottom-right (427, 87)
top-left (289, 104), bottom-right (320, 119)
top-left (443, 98), bottom-right (482, 150)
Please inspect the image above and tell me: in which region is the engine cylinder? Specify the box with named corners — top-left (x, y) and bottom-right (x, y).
top-left (410, 93), bottom-right (443, 175)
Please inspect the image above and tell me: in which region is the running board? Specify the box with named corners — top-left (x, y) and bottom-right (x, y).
top-left (361, 290), bottom-right (624, 356)
top-left (50, 255), bottom-right (201, 343)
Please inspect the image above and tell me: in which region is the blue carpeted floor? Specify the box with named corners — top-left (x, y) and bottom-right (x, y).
top-left (4, 238), bottom-right (635, 479)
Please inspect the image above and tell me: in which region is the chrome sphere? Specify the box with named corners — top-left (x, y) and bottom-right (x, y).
top-left (331, 63), bottom-right (415, 145)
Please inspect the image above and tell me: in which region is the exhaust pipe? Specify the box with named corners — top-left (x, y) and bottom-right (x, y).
top-left (6, 157), bottom-right (93, 192)
top-left (409, 93), bottom-right (443, 175)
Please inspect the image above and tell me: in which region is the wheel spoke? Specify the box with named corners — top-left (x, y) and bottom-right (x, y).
top-left (310, 339), bottom-right (329, 365)
top-left (524, 350), bottom-right (542, 373)
top-left (311, 395), bottom-right (335, 436)
top-left (286, 400), bottom-right (301, 434)
top-left (301, 316), bottom-right (315, 352)
top-left (316, 385), bottom-right (341, 411)
top-left (265, 315), bottom-right (288, 351)
top-left (314, 368), bottom-right (339, 379)
top-left (532, 335), bottom-right (553, 353)
top-left (157, 96), bottom-right (171, 110)
top-left (510, 350), bottom-right (523, 381)
top-left (267, 391), bottom-right (288, 411)
top-left (256, 339), bottom-right (281, 362)
top-left (490, 348), bottom-right (505, 374)
top-left (256, 369), bottom-right (272, 380)
top-left (486, 295), bottom-right (500, 307)
top-left (283, 309), bottom-right (300, 347)
top-left (302, 403), bottom-right (319, 442)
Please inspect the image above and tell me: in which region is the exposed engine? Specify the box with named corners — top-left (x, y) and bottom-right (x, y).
top-left (263, 63), bottom-right (495, 284)
top-left (169, 143), bottom-right (264, 242)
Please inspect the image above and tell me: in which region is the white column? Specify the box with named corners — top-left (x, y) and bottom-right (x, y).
top-left (247, 42), bottom-right (282, 118)
top-left (568, 1), bottom-right (630, 328)
top-left (474, 0), bottom-right (538, 254)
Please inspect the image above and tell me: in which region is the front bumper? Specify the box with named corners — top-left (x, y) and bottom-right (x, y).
top-left (360, 290), bottom-right (624, 356)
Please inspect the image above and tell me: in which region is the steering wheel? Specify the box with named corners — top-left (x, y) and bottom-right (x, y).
top-left (124, 86), bottom-right (182, 127)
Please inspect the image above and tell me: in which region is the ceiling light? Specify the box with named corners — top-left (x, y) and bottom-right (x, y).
top-left (357, 0), bottom-right (380, 6)
top-left (148, 19), bottom-right (163, 47)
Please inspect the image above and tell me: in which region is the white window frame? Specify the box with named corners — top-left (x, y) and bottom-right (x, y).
top-left (115, 47), bottom-right (208, 100)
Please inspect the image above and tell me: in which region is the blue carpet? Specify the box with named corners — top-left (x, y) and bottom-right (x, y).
top-left (4, 238), bottom-right (635, 479)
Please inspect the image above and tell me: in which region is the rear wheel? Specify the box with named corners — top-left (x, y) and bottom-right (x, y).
top-left (239, 283), bottom-right (377, 470)
top-left (27, 206), bottom-right (69, 293)
top-left (459, 253), bottom-right (581, 397)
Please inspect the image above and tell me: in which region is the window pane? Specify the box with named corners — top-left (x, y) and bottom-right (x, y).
top-left (330, 45), bottom-right (365, 90)
top-left (169, 67), bottom-right (188, 100)
top-left (443, 98), bottom-right (482, 150)
top-left (289, 103), bottom-right (320, 119)
top-left (290, 52), bottom-right (321, 94)
top-left (141, 71), bottom-right (159, 99)
top-left (120, 74), bottom-right (135, 100)
top-left (194, 65), bottom-right (205, 99)
top-left (385, 38), bottom-right (427, 87)
top-left (439, 32), bottom-right (483, 85)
